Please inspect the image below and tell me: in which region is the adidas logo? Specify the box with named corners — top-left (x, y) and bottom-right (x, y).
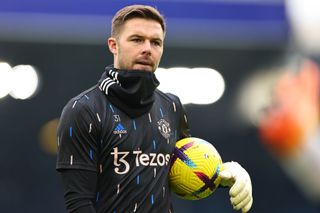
top-left (113, 123), bottom-right (127, 135)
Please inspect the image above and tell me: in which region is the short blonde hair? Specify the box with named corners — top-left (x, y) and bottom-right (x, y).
top-left (111, 5), bottom-right (166, 37)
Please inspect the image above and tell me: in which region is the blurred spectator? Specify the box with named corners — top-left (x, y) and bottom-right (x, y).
top-left (258, 58), bottom-right (320, 202)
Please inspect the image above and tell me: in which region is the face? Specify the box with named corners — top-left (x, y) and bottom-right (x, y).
top-left (108, 18), bottom-right (164, 72)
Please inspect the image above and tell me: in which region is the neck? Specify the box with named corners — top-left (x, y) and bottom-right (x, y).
top-left (99, 66), bottom-right (160, 118)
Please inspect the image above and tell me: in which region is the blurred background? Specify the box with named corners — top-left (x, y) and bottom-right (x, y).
top-left (1, 0), bottom-right (320, 212)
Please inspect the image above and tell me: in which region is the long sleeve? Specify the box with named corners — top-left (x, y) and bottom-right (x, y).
top-left (56, 96), bottom-right (101, 212)
top-left (59, 169), bottom-right (97, 213)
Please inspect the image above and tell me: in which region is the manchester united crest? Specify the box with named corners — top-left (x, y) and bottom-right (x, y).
top-left (157, 119), bottom-right (171, 139)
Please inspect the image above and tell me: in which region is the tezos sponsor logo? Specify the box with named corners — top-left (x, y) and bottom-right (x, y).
top-left (110, 147), bottom-right (171, 174)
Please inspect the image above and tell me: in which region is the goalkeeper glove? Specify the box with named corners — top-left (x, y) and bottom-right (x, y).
top-left (220, 161), bottom-right (253, 213)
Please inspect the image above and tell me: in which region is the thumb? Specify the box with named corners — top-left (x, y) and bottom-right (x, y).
top-left (219, 165), bottom-right (236, 187)
top-left (219, 170), bottom-right (233, 180)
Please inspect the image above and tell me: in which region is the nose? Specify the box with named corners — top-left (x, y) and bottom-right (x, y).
top-left (141, 40), bottom-right (152, 55)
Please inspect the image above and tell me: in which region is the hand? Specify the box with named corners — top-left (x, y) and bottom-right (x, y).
top-left (219, 161), bottom-right (253, 212)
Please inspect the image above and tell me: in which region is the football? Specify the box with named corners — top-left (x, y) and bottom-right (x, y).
top-left (169, 137), bottom-right (223, 200)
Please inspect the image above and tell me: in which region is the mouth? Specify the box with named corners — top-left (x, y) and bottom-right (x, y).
top-left (135, 59), bottom-right (153, 67)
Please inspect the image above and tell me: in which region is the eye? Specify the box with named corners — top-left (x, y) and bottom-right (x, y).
top-left (152, 40), bottom-right (162, 47)
top-left (132, 38), bottom-right (142, 43)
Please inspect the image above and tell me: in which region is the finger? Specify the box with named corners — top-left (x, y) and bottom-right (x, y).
top-left (229, 178), bottom-right (245, 197)
top-left (230, 187), bottom-right (249, 206)
top-left (233, 193), bottom-right (251, 211)
top-left (241, 196), bottom-right (253, 213)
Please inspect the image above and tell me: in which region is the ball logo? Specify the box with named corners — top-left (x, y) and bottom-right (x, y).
top-left (110, 147), bottom-right (171, 174)
top-left (157, 119), bottom-right (171, 139)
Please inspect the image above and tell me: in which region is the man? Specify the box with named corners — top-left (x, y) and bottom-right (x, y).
top-left (56, 5), bottom-right (253, 213)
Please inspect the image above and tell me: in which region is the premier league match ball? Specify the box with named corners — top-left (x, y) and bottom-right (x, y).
top-left (169, 137), bottom-right (223, 200)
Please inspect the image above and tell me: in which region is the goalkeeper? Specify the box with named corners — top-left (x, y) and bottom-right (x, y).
top-left (56, 4), bottom-right (253, 213)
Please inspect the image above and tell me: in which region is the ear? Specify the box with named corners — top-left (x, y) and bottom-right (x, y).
top-left (108, 37), bottom-right (118, 55)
